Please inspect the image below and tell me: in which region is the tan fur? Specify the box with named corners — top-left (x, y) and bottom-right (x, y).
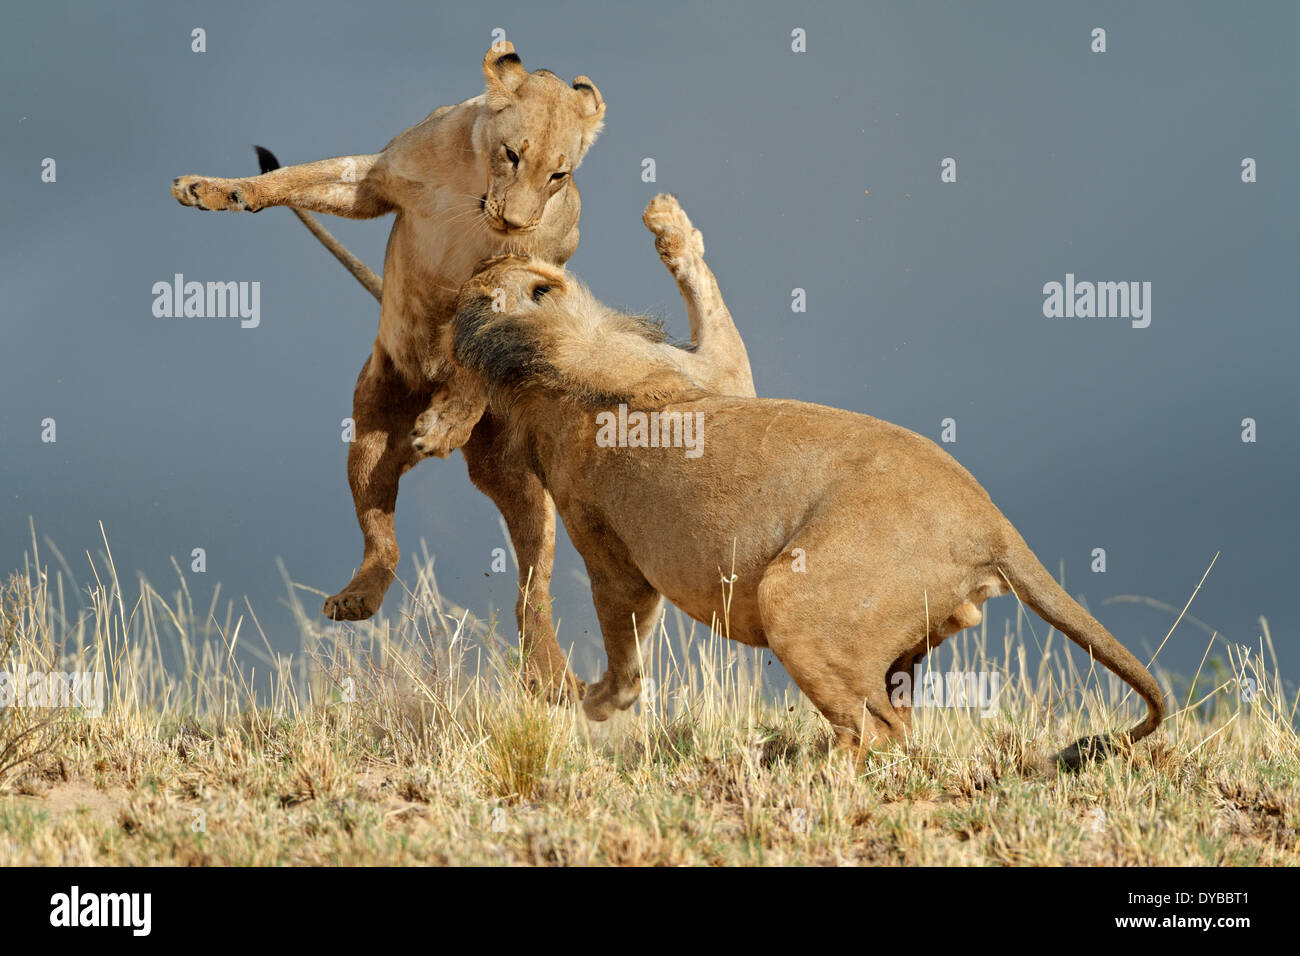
top-left (448, 215), bottom-right (1166, 769)
top-left (169, 44), bottom-right (618, 697)
top-left (170, 58), bottom-right (753, 701)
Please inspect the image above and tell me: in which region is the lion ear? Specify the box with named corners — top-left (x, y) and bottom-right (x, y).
top-left (571, 76), bottom-right (606, 152)
top-left (483, 42), bottom-right (527, 110)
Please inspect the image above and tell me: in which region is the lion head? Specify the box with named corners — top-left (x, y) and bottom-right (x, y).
top-left (474, 43), bottom-right (605, 234)
top-left (452, 254), bottom-right (708, 415)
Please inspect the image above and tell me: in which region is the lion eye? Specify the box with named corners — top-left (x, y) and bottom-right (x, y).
top-left (531, 284), bottom-right (553, 302)
top-left (550, 171), bottom-right (568, 182)
top-left (504, 147), bottom-right (519, 167)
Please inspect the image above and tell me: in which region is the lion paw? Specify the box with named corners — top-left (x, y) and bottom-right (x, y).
top-left (581, 675), bottom-right (640, 721)
top-left (171, 175), bottom-right (258, 212)
top-left (322, 569), bottom-right (394, 621)
top-left (410, 392), bottom-right (481, 459)
top-left (643, 193), bottom-right (703, 271)
top-left (524, 665), bottom-right (588, 705)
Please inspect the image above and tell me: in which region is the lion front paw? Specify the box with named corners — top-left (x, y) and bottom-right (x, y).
top-left (322, 568), bottom-right (394, 621)
top-left (523, 665), bottom-right (588, 705)
top-left (643, 193), bottom-right (704, 271)
top-left (581, 674), bottom-right (641, 722)
top-left (171, 175), bottom-right (259, 212)
top-left (410, 391), bottom-right (482, 459)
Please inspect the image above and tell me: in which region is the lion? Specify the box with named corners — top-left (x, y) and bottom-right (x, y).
top-left (442, 200), bottom-right (1166, 769)
top-left (169, 45), bottom-right (754, 700)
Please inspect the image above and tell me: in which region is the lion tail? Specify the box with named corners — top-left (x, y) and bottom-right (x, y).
top-left (1001, 538), bottom-right (1166, 770)
top-left (253, 145), bottom-right (383, 303)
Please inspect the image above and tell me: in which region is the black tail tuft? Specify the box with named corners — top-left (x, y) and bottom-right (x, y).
top-left (254, 145), bottom-right (280, 174)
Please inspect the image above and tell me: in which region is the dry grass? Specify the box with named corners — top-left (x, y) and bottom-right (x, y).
top-left (0, 529), bottom-right (1296, 866)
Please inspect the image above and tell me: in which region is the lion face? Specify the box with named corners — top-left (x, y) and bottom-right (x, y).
top-left (476, 45), bottom-right (605, 235)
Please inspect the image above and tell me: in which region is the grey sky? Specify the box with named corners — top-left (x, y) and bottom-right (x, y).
top-left (2, 1), bottom-right (1296, 690)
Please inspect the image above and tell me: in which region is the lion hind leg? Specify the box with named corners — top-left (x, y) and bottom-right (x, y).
top-left (757, 555), bottom-right (916, 756)
top-left (463, 424), bottom-right (585, 704)
top-left (323, 351), bottom-right (426, 622)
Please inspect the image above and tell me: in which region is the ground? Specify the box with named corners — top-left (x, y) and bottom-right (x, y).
top-left (0, 550), bottom-right (1295, 866)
